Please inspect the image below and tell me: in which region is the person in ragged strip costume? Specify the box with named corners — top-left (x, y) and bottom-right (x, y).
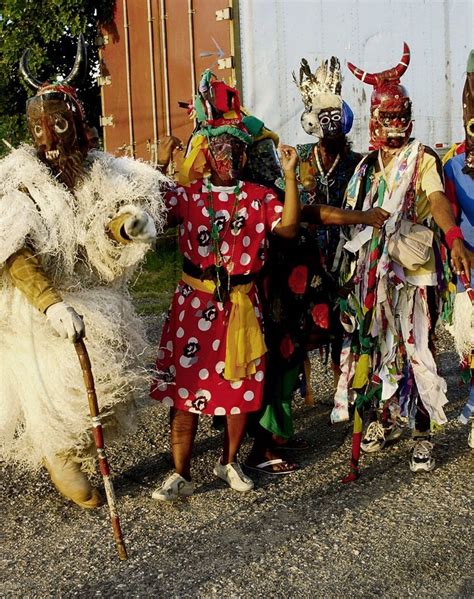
top-left (443, 50), bottom-right (474, 448)
top-left (332, 43), bottom-right (471, 480)
top-left (0, 36), bottom-right (168, 508)
top-left (149, 70), bottom-right (301, 499)
top-left (245, 57), bottom-right (388, 474)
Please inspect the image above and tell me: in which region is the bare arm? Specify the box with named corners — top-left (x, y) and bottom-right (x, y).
top-left (302, 204), bottom-right (389, 229)
top-left (273, 145), bottom-right (300, 239)
top-left (428, 190), bottom-right (460, 231)
top-left (157, 135), bottom-right (183, 169)
top-left (428, 190), bottom-right (471, 275)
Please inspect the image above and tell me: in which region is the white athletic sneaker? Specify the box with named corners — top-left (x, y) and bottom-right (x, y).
top-left (213, 459), bottom-right (254, 492)
top-left (361, 421), bottom-right (386, 453)
top-left (409, 439), bottom-right (435, 472)
top-left (151, 472), bottom-right (194, 501)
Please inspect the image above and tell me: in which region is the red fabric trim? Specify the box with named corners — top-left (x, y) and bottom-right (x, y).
top-left (212, 81), bottom-right (241, 115)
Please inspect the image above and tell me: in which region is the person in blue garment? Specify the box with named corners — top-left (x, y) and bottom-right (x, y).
top-left (444, 50), bottom-right (474, 448)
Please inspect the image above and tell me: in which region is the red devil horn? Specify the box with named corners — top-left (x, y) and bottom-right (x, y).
top-left (348, 42), bottom-right (410, 86)
top-left (394, 42), bottom-right (410, 78)
top-left (347, 61), bottom-right (377, 86)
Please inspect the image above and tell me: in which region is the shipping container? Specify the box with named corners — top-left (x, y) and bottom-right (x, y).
top-left (99, 0), bottom-right (238, 167)
top-left (99, 0), bottom-right (474, 160)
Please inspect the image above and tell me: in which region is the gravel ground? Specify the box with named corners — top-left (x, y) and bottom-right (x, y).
top-left (1, 323), bottom-right (473, 598)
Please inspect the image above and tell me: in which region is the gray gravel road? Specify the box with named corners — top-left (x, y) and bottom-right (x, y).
top-left (1, 326), bottom-right (473, 598)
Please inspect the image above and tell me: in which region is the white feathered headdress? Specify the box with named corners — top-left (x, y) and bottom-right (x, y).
top-left (293, 56), bottom-right (343, 137)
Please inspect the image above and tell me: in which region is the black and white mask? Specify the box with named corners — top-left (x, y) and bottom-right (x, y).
top-left (317, 108), bottom-right (343, 138)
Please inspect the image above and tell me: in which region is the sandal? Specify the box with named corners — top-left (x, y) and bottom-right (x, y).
top-left (245, 458), bottom-right (298, 475)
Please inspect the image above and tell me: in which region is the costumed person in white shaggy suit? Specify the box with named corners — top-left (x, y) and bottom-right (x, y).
top-left (0, 36), bottom-right (167, 508)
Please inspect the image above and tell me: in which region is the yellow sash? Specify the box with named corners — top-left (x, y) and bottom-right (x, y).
top-left (181, 272), bottom-right (267, 381)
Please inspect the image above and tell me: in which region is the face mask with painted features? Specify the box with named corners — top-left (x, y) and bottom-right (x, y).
top-left (207, 134), bottom-right (247, 184)
top-left (372, 99), bottom-right (413, 149)
top-left (28, 97), bottom-right (77, 159)
top-left (27, 95), bottom-right (88, 189)
top-left (294, 56), bottom-right (354, 139)
top-left (463, 50), bottom-right (474, 176)
top-left (349, 42), bottom-right (413, 150)
top-left (318, 107), bottom-right (343, 138)
top-left (20, 35), bottom-right (90, 188)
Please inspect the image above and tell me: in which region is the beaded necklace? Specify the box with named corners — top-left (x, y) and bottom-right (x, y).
top-left (314, 145), bottom-right (340, 203)
top-left (204, 178), bottom-right (242, 302)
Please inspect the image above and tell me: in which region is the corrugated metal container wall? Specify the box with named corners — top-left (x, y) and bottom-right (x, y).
top-left (238, 0), bottom-right (474, 152)
top-left (99, 0), bottom-right (237, 166)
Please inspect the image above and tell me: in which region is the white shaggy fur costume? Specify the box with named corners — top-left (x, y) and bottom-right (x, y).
top-left (0, 146), bottom-right (167, 469)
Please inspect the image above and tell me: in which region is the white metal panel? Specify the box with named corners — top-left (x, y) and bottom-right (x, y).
top-left (239, 0), bottom-right (473, 151)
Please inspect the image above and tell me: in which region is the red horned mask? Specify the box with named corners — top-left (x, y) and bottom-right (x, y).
top-left (348, 43), bottom-right (412, 149)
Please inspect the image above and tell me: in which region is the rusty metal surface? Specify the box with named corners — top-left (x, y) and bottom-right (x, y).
top-left (100, 7), bottom-right (128, 156)
top-left (127, 0), bottom-right (154, 160)
top-left (100, 0), bottom-right (235, 163)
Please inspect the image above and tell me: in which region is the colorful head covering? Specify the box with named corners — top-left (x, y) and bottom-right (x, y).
top-left (348, 42), bottom-right (412, 148)
top-left (180, 70), bottom-right (281, 186)
top-left (179, 70), bottom-right (254, 185)
top-left (293, 56), bottom-right (354, 138)
top-left (463, 50), bottom-right (474, 176)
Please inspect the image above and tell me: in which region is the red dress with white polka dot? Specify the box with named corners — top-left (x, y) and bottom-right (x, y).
top-left (150, 179), bottom-right (283, 415)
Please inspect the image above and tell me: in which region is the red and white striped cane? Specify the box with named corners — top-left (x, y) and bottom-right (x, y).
top-left (459, 272), bottom-right (474, 304)
top-left (74, 339), bottom-right (128, 561)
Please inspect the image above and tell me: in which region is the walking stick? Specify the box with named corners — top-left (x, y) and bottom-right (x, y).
top-left (341, 405), bottom-right (364, 484)
top-left (459, 271), bottom-right (474, 378)
top-left (457, 272), bottom-right (474, 424)
top-left (459, 272), bottom-right (474, 303)
top-left (74, 339), bottom-right (128, 561)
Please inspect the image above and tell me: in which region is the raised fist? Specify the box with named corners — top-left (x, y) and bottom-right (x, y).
top-left (124, 211), bottom-right (156, 243)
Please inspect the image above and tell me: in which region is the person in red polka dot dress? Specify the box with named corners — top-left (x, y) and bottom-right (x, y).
top-left (150, 71), bottom-right (301, 500)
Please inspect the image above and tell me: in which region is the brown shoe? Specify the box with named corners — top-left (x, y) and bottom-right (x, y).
top-left (45, 455), bottom-right (104, 509)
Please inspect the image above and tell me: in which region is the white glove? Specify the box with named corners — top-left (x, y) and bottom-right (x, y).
top-left (46, 301), bottom-right (86, 342)
top-left (123, 210), bottom-right (156, 243)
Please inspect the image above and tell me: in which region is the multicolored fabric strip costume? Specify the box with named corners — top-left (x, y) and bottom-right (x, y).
top-left (334, 43), bottom-right (456, 480)
top-left (336, 139), bottom-right (450, 480)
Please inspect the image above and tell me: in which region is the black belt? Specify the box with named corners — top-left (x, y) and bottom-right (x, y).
top-left (183, 257), bottom-right (256, 286)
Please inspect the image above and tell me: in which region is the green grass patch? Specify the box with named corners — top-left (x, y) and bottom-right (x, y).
top-left (131, 230), bottom-right (182, 316)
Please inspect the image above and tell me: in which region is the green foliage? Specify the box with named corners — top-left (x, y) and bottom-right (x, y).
top-left (131, 232), bottom-right (182, 316)
top-left (0, 0), bottom-right (116, 156)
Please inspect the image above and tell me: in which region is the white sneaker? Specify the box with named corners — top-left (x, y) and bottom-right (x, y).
top-left (409, 439), bottom-right (435, 472)
top-left (213, 459), bottom-right (254, 492)
top-left (151, 473), bottom-right (194, 501)
top-left (361, 421), bottom-right (386, 453)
